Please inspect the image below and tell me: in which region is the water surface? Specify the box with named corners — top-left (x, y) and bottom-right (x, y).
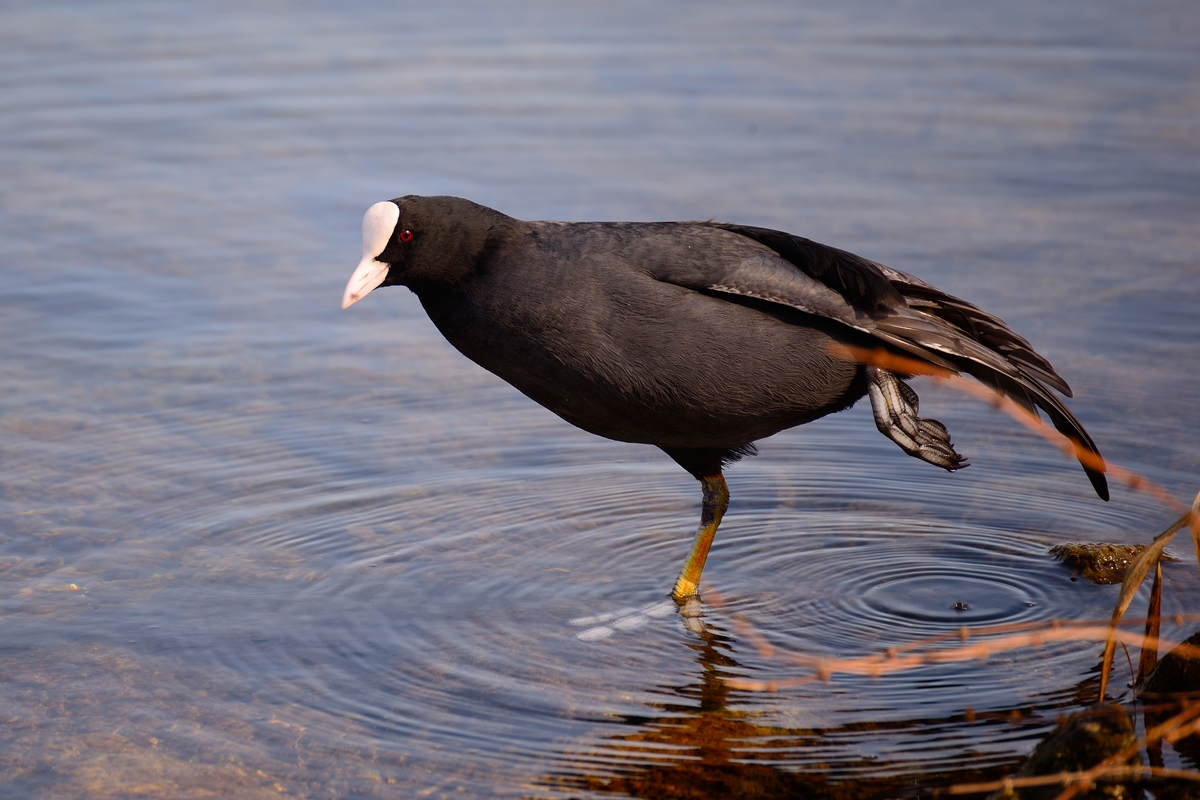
top-left (3, 1), bottom-right (1199, 797)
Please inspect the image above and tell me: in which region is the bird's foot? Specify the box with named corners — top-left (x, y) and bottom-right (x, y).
top-left (867, 365), bottom-right (968, 471)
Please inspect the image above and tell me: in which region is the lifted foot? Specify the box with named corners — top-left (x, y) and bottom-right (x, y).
top-left (866, 365), bottom-right (968, 471)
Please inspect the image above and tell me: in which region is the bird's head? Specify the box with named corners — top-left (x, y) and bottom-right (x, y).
top-left (341, 195), bottom-right (508, 308)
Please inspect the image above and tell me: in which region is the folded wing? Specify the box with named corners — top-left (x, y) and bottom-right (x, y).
top-left (652, 222), bottom-right (1109, 500)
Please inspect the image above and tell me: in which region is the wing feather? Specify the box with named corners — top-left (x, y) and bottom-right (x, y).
top-left (657, 223), bottom-right (1109, 500)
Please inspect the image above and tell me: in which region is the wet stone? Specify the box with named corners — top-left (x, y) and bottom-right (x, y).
top-left (1049, 543), bottom-right (1167, 585)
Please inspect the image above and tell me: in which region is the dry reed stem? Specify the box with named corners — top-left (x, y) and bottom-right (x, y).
top-left (1192, 488), bottom-right (1200, 570)
top-left (838, 345), bottom-right (1199, 703)
top-left (723, 621), bottom-right (1200, 692)
top-left (712, 608), bottom-right (1200, 685)
top-left (1098, 511), bottom-right (1194, 699)
top-left (948, 766), bottom-right (1200, 797)
top-left (798, 345), bottom-right (1200, 792)
top-left (1134, 562), bottom-right (1163, 687)
top-left (1051, 701), bottom-right (1200, 800)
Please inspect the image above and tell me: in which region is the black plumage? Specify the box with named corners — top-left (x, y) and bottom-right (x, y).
top-left (342, 196), bottom-right (1108, 601)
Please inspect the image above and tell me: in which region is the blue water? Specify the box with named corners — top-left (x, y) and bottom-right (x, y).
top-left (3, 1), bottom-right (1199, 796)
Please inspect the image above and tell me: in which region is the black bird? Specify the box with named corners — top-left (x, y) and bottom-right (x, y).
top-left (342, 196), bottom-right (1108, 602)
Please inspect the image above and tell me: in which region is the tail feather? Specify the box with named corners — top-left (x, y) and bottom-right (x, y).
top-left (873, 266), bottom-right (1108, 500)
top-left (881, 301), bottom-right (1107, 497)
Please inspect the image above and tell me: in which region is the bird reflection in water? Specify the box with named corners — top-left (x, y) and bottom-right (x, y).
top-left (540, 621), bottom-right (1031, 799)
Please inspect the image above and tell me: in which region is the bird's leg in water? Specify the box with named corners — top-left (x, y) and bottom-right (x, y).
top-left (671, 473), bottom-right (729, 602)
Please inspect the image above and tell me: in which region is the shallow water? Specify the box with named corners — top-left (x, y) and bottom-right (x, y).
top-left (3, 1), bottom-right (1199, 797)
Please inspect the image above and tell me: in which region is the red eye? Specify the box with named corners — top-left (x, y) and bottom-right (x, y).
top-left (399, 229), bottom-right (414, 243)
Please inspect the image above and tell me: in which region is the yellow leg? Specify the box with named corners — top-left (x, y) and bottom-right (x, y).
top-left (670, 474), bottom-right (729, 602)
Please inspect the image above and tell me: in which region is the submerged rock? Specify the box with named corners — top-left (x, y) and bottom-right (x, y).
top-left (988, 704), bottom-right (1139, 800)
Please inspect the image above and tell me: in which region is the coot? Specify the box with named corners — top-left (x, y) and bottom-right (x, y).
top-left (342, 196), bottom-right (1107, 601)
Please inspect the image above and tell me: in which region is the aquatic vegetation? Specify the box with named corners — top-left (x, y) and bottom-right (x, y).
top-left (712, 346), bottom-right (1200, 796)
